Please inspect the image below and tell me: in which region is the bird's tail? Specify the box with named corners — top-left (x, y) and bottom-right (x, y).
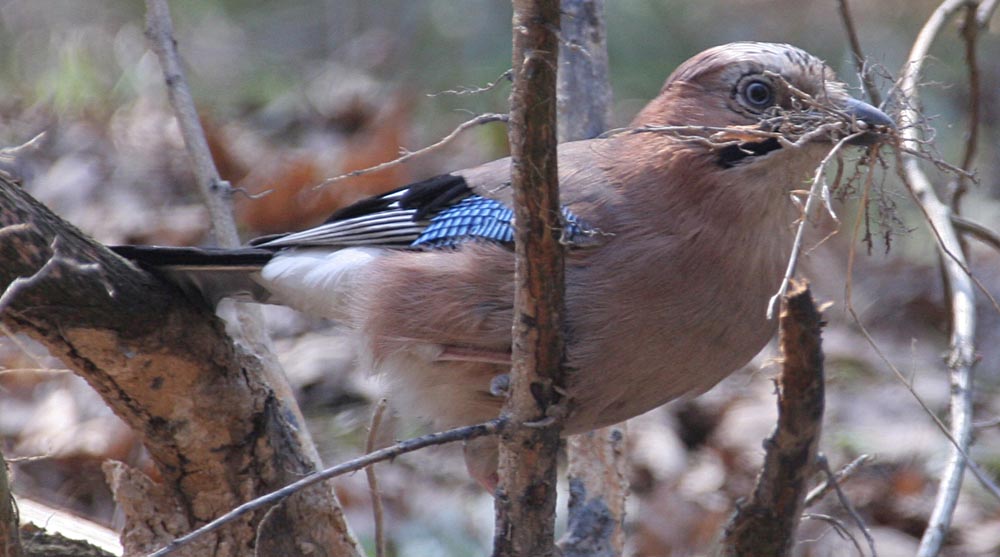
top-left (110, 245), bottom-right (275, 306)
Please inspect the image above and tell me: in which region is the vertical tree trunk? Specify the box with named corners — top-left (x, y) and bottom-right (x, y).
top-left (555, 3), bottom-right (629, 556)
top-left (493, 1), bottom-right (565, 556)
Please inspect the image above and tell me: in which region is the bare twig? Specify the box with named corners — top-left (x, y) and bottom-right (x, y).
top-left (144, 0), bottom-right (305, 414)
top-left (365, 399), bottom-right (389, 557)
top-left (427, 69), bottom-right (513, 97)
top-left (836, 0), bottom-right (883, 106)
top-left (316, 113), bottom-right (508, 189)
top-left (894, 2), bottom-right (981, 554)
top-left (804, 454), bottom-right (873, 508)
top-left (0, 368), bottom-right (69, 376)
top-left (976, 0), bottom-right (1000, 25)
top-left (816, 454), bottom-right (877, 556)
top-left (0, 132), bottom-right (45, 183)
top-left (898, 147), bottom-right (977, 179)
top-left (139, 5), bottom-right (362, 554)
top-left (951, 3), bottom-right (981, 209)
top-left (144, 0), bottom-right (241, 248)
top-left (767, 132), bottom-right (863, 319)
top-left (973, 415), bottom-right (1000, 429)
top-left (144, 0), bottom-right (302, 401)
top-left (952, 214), bottom-right (1000, 251)
top-left (843, 156), bottom-right (999, 508)
top-left (845, 295), bottom-right (1000, 502)
top-left (802, 513), bottom-right (867, 556)
top-left (146, 420), bottom-right (503, 557)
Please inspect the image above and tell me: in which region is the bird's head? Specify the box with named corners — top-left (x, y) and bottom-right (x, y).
top-left (631, 42), bottom-right (894, 168)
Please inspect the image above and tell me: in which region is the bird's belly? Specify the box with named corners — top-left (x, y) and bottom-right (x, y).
top-left (566, 318), bottom-right (777, 433)
top-left (560, 255), bottom-right (783, 433)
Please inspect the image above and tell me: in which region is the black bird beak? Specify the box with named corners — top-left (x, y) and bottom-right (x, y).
top-left (842, 97), bottom-right (895, 145)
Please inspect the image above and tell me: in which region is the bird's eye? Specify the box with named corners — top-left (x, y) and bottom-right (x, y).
top-left (743, 80), bottom-right (774, 108)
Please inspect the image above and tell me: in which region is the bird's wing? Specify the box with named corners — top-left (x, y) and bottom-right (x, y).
top-left (252, 141), bottom-right (610, 251)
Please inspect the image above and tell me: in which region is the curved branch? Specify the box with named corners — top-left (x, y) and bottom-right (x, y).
top-left (147, 420), bottom-right (503, 557)
top-left (895, 1), bottom-right (980, 555)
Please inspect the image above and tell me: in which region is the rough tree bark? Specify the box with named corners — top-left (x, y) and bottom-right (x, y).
top-left (1, 450), bottom-right (22, 557)
top-left (718, 281), bottom-right (825, 556)
top-left (555, 2), bottom-right (629, 556)
top-left (492, 1), bottom-right (566, 556)
top-left (0, 177), bottom-right (360, 557)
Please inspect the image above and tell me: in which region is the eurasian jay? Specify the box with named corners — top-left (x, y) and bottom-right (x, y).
top-left (113, 42), bottom-right (893, 487)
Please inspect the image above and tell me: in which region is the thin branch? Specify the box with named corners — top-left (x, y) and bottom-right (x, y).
top-left (767, 132), bottom-right (863, 319)
top-left (144, 0), bottom-right (293, 387)
top-left (976, 0), bottom-right (1000, 25)
top-left (895, 2), bottom-right (981, 554)
top-left (144, 0), bottom-right (241, 248)
top-left (146, 420), bottom-right (504, 557)
top-left (142, 12), bottom-right (338, 544)
top-left (315, 113), bottom-right (508, 189)
top-left (365, 399), bottom-right (389, 557)
top-left (973, 415), bottom-right (1000, 429)
top-left (802, 513), bottom-right (867, 556)
top-left (845, 286), bottom-right (1000, 503)
top-left (843, 155), bottom-right (999, 507)
top-left (0, 368), bottom-right (71, 376)
top-left (426, 69), bottom-right (513, 97)
top-left (898, 146), bottom-right (977, 179)
top-left (0, 132), bottom-right (45, 183)
top-left (898, 161), bottom-right (978, 557)
top-left (804, 454), bottom-right (873, 508)
top-left (815, 454), bottom-right (877, 556)
top-left (952, 214), bottom-right (1000, 251)
top-left (836, 0), bottom-right (883, 106)
top-left (951, 3), bottom-right (981, 209)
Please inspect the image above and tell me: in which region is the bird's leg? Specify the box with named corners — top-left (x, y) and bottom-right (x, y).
top-left (489, 373), bottom-right (510, 398)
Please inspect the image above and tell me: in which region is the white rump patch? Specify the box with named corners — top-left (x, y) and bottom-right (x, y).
top-left (257, 247), bottom-right (385, 320)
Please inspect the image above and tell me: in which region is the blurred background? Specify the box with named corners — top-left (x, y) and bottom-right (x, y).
top-left (0, 1), bottom-right (998, 556)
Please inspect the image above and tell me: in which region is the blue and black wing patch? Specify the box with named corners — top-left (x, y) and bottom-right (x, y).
top-left (251, 172), bottom-right (596, 251)
top-left (413, 196), bottom-right (591, 248)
